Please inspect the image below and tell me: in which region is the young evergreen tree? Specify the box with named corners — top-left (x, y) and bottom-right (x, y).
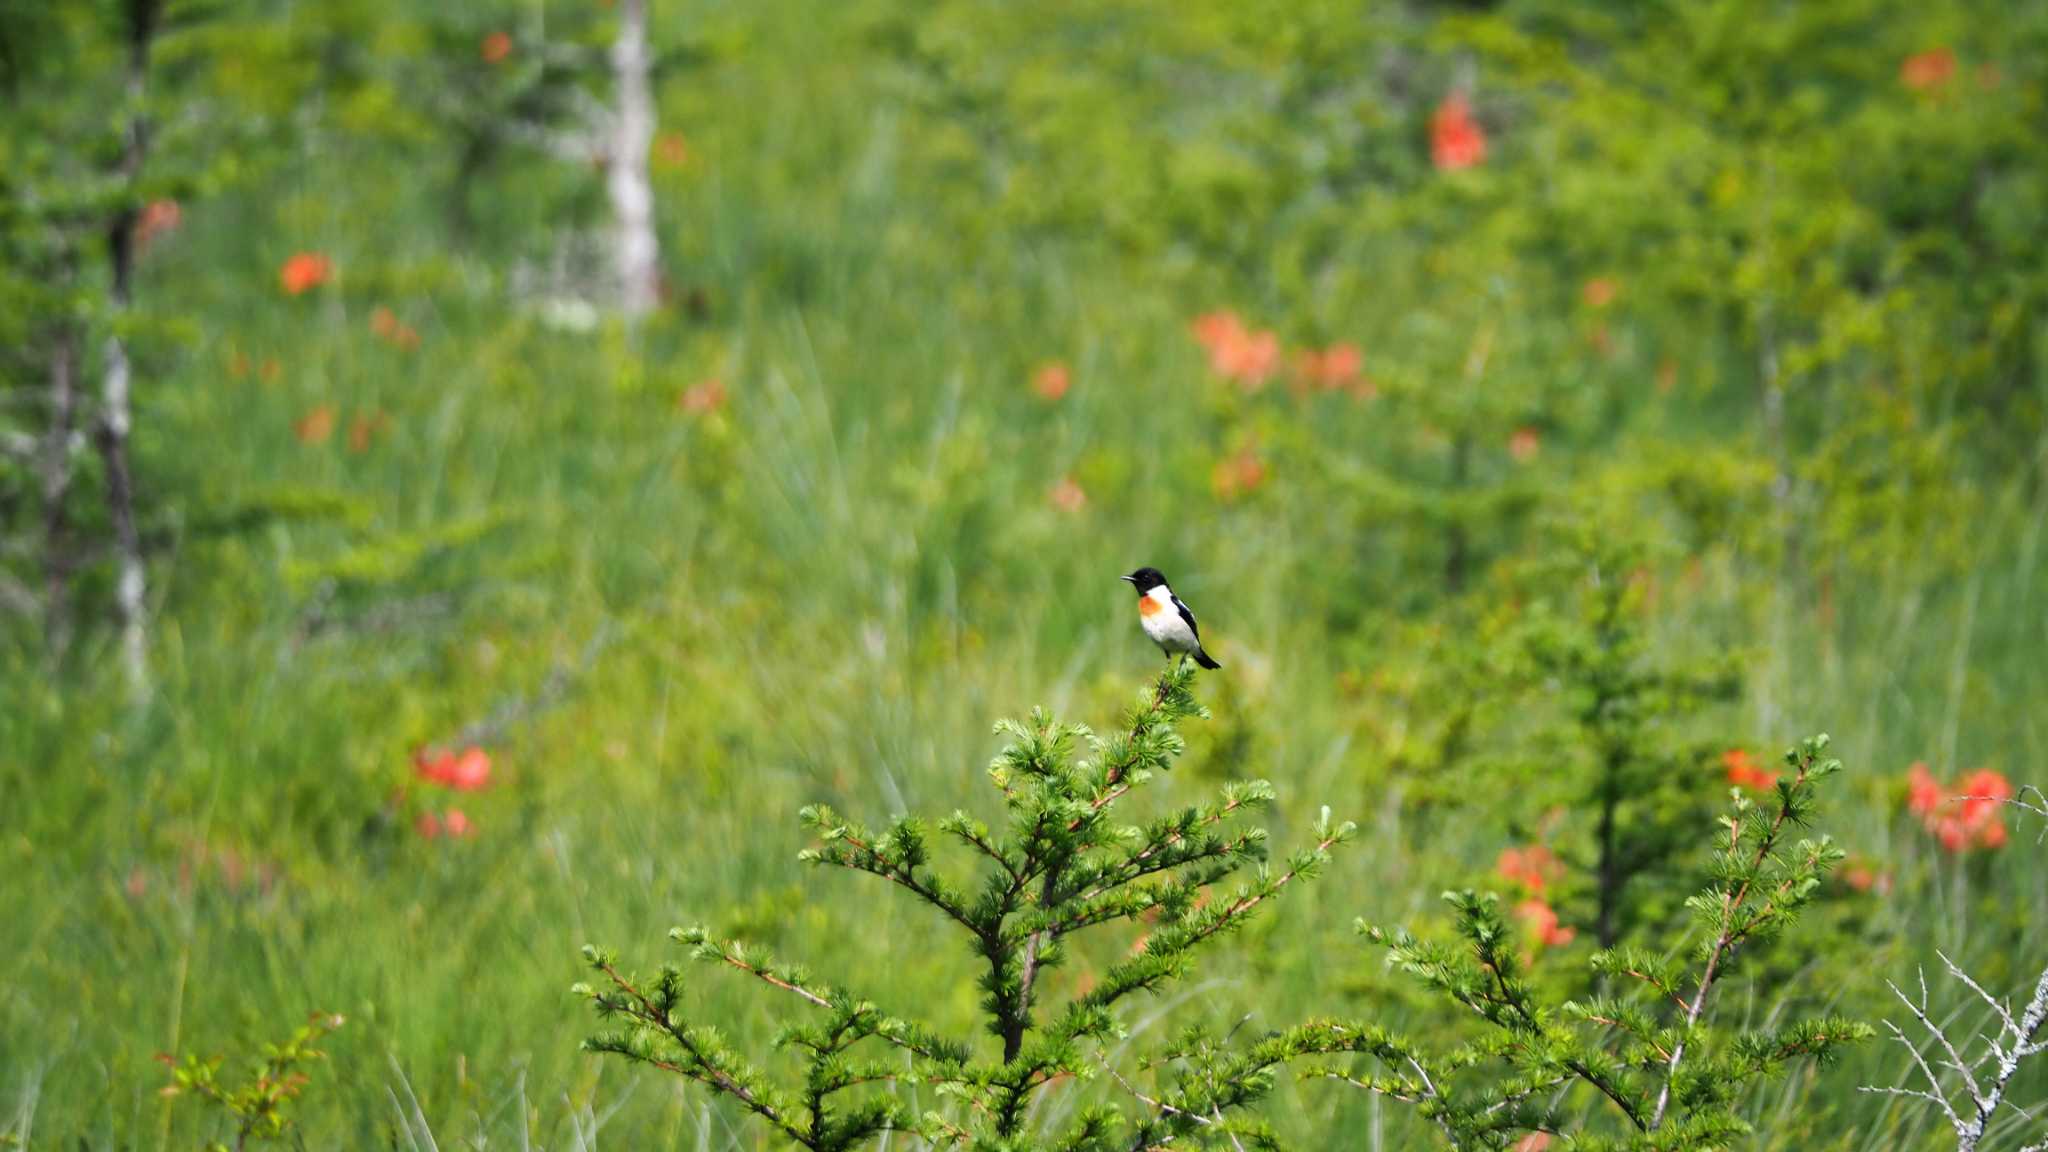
top-left (578, 664), bottom-right (1356, 1149)
top-left (1510, 525), bottom-right (1742, 949)
top-left (1309, 735), bottom-right (1869, 1148)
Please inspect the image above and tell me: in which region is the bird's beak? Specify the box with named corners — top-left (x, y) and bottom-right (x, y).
top-left (1119, 574), bottom-right (1137, 584)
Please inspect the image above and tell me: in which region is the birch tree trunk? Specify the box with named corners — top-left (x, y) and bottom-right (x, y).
top-left (41, 320), bottom-right (79, 658)
top-left (607, 0), bottom-right (659, 318)
top-left (98, 0), bottom-right (160, 700)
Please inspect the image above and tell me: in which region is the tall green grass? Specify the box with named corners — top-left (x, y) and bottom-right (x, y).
top-left (4, 1), bottom-right (2045, 1149)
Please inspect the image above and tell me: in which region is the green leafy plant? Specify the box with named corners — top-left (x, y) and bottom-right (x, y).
top-left (1508, 524), bottom-right (1742, 949)
top-left (158, 1012), bottom-right (345, 1152)
top-left (577, 664), bottom-right (1355, 1149)
top-left (1314, 735), bottom-right (1868, 1148)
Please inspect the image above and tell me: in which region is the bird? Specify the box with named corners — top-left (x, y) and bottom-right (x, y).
top-left (1121, 567), bottom-right (1221, 670)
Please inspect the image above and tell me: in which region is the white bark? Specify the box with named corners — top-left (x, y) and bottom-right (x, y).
top-left (607, 0), bottom-right (659, 318)
top-left (100, 328), bottom-right (147, 697)
top-left (1863, 791), bottom-right (2048, 1151)
top-left (100, 20), bottom-right (153, 701)
top-left (42, 324), bottom-right (79, 655)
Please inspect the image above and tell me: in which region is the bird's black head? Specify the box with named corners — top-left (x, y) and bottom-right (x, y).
top-left (1121, 567), bottom-right (1168, 594)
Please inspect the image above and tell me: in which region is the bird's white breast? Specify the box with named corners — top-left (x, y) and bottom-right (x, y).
top-left (1140, 586), bottom-right (1199, 653)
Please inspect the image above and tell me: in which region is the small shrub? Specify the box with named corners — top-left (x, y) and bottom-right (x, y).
top-left (158, 1012), bottom-right (345, 1152)
top-left (577, 664), bottom-right (1355, 1149)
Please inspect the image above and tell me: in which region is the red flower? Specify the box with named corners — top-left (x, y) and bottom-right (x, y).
top-left (1906, 762), bottom-right (1945, 817)
top-left (1842, 860), bottom-right (1892, 896)
top-left (415, 811), bottom-right (443, 839)
top-left (370, 306), bottom-right (420, 350)
top-left (1293, 343), bottom-right (1363, 390)
top-left (654, 132), bottom-right (690, 171)
top-left (1189, 311), bottom-right (1280, 388)
top-left (1508, 427), bottom-right (1541, 464)
top-left (1905, 763), bottom-right (2012, 853)
top-left (1049, 476), bottom-right (1087, 513)
top-left (1431, 94), bottom-right (1487, 172)
top-left (678, 378), bottom-right (727, 414)
top-left (1723, 748), bottom-right (1781, 792)
top-left (1515, 898), bottom-right (1576, 948)
top-left (1210, 450), bottom-right (1267, 501)
top-left (1190, 311), bottom-right (1244, 351)
top-left (279, 252), bottom-right (332, 296)
top-left (1900, 47), bottom-right (1956, 91)
top-left (444, 809), bottom-right (473, 838)
top-left (135, 199), bottom-right (182, 250)
top-left (1496, 844), bottom-right (1563, 895)
top-left (1032, 361), bottom-right (1072, 401)
top-left (1956, 769), bottom-right (2013, 823)
top-left (480, 31), bottom-right (513, 64)
top-left (416, 746), bottom-right (492, 792)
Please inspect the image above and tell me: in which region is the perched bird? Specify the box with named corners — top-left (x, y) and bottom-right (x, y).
top-left (1121, 567), bottom-right (1221, 670)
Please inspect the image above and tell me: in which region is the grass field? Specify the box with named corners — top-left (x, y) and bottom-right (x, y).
top-left (4, 2), bottom-right (2046, 1149)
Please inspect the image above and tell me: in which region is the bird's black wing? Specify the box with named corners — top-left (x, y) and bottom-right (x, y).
top-left (1171, 595), bottom-right (1201, 640)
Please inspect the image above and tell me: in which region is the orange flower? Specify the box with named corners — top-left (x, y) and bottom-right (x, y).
top-left (370, 306), bottom-right (421, 350)
top-left (1211, 450), bottom-right (1267, 501)
top-left (1582, 278), bottom-right (1618, 309)
top-left (1431, 93), bottom-right (1487, 171)
top-left (1049, 475), bottom-right (1087, 512)
top-left (1189, 310), bottom-right (1280, 388)
top-left (260, 358), bottom-right (281, 384)
top-left (279, 252), bottom-right (332, 296)
top-left (1508, 427), bottom-right (1541, 463)
top-left (1514, 898), bottom-right (1576, 948)
top-left (346, 410), bottom-right (389, 454)
top-left (416, 746), bottom-right (492, 792)
top-left (678, 378), bottom-right (727, 414)
top-left (654, 132), bottom-right (690, 170)
top-left (1513, 1136), bottom-right (1553, 1152)
top-left (1190, 311), bottom-right (1244, 351)
top-left (1032, 361), bottom-right (1072, 401)
top-left (293, 405), bottom-right (335, 445)
top-left (1900, 47), bottom-right (1956, 91)
top-left (480, 31), bottom-right (513, 64)
top-left (1293, 343), bottom-right (1362, 390)
top-left (134, 198), bottom-right (182, 250)
top-left (1496, 844), bottom-right (1563, 895)
top-left (1841, 859), bottom-right (1892, 896)
top-left (1221, 329), bottom-right (1279, 387)
top-left (1723, 748), bottom-right (1781, 792)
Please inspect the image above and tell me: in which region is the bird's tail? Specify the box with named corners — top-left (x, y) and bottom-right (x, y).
top-left (1194, 648), bottom-right (1221, 670)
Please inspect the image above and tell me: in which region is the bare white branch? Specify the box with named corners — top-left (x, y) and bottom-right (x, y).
top-left (1875, 1016), bottom-right (1965, 1133)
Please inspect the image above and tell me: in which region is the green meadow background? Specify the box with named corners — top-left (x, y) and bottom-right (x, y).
top-left (3, 0), bottom-right (2046, 1147)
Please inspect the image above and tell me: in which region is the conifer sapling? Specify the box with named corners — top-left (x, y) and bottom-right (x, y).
top-left (577, 664), bottom-right (1355, 1150)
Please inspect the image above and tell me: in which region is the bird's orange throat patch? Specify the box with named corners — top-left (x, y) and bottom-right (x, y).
top-left (1137, 595), bottom-right (1166, 617)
